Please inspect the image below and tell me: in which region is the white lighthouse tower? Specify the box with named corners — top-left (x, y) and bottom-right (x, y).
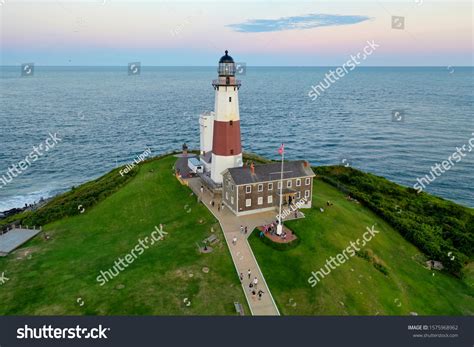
top-left (210, 50), bottom-right (243, 184)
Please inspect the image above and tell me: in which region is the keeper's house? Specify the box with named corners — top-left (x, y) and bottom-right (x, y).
top-left (221, 161), bottom-right (315, 216)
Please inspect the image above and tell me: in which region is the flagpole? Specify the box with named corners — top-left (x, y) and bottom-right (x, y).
top-left (277, 145), bottom-right (284, 235)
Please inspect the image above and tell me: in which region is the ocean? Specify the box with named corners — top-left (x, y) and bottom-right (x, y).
top-left (0, 66), bottom-right (473, 210)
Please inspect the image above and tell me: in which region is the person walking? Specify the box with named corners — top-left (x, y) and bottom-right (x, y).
top-left (240, 225), bottom-right (244, 234)
top-left (239, 272), bottom-right (243, 281)
top-left (247, 269), bottom-right (251, 279)
top-left (251, 290), bottom-right (257, 301)
top-left (258, 289), bottom-right (264, 300)
top-left (253, 277), bottom-right (258, 288)
top-left (244, 226), bottom-right (248, 234)
top-left (232, 236), bottom-right (237, 245)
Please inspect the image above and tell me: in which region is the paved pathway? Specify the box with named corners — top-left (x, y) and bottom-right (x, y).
top-left (188, 178), bottom-right (281, 316)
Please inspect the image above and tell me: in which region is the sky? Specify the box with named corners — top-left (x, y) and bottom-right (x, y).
top-left (0, 0), bottom-right (472, 66)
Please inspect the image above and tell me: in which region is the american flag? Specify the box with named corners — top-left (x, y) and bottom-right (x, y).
top-left (278, 143), bottom-right (284, 156)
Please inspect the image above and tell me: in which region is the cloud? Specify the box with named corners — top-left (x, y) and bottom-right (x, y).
top-left (227, 13), bottom-right (372, 33)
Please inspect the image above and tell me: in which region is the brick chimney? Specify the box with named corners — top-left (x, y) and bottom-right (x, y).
top-left (303, 160), bottom-right (309, 167)
top-left (250, 162), bottom-right (255, 175)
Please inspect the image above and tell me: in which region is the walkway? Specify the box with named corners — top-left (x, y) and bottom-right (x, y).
top-left (188, 178), bottom-right (281, 316)
top-left (0, 227), bottom-right (41, 256)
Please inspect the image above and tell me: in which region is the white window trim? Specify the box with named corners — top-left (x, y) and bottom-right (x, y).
top-left (246, 185), bottom-right (251, 193)
top-left (296, 191), bottom-right (301, 199)
top-left (305, 190), bottom-right (310, 198)
top-left (257, 197), bottom-right (263, 205)
top-left (267, 195), bottom-right (273, 204)
top-left (258, 184), bottom-right (263, 192)
top-left (296, 179), bottom-right (301, 187)
top-left (231, 196), bottom-right (234, 204)
top-left (305, 178), bottom-right (310, 185)
top-left (245, 198), bottom-right (252, 207)
top-left (268, 182), bottom-right (273, 191)
top-left (287, 180), bottom-right (292, 188)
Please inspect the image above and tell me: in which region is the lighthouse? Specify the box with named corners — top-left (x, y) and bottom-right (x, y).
top-left (210, 50), bottom-right (243, 184)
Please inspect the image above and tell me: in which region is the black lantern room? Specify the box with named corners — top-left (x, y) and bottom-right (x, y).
top-left (218, 50), bottom-right (235, 76)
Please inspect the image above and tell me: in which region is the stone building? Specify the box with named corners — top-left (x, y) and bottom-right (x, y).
top-left (221, 161), bottom-right (315, 216)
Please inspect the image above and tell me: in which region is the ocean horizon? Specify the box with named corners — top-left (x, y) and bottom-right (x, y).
top-left (1, 66), bottom-right (473, 211)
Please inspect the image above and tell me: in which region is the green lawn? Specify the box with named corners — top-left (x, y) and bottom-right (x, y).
top-left (249, 178), bottom-right (474, 315)
top-left (0, 156), bottom-right (248, 315)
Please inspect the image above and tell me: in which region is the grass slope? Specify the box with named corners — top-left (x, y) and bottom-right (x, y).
top-left (249, 178), bottom-right (474, 315)
top-left (0, 156), bottom-right (248, 315)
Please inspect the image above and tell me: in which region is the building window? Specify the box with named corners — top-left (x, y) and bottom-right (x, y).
top-left (305, 178), bottom-right (311, 185)
top-left (231, 196), bottom-right (234, 204)
top-left (229, 97), bottom-right (232, 102)
top-left (246, 199), bottom-right (251, 207)
top-left (230, 120), bottom-right (233, 126)
top-left (258, 184), bottom-right (263, 192)
top-left (287, 180), bottom-right (292, 188)
top-left (268, 195), bottom-right (273, 204)
top-left (296, 191), bottom-right (301, 199)
top-left (258, 197), bottom-right (263, 205)
top-left (246, 185), bottom-right (251, 193)
top-left (225, 192), bottom-right (228, 200)
top-left (277, 181), bottom-right (282, 189)
top-left (230, 149), bottom-right (234, 155)
top-left (305, 190), bottom-right (310, 198)
top-left (296, 179), bottom-right (301, 187)
top-left (268, 182), bottom-right (273, 191)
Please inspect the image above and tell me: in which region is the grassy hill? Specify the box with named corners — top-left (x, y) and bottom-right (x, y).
top-left (248, 178), bottom-right (474, 315)
top-left (1, 153), bottom-right (472, 316)
top-left (0, 155), bottom-right (248, 315)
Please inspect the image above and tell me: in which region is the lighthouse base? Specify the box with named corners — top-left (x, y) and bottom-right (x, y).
top-left (210, 153), bottom-right (243, 184)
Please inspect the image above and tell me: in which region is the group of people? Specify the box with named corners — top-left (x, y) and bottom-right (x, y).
top-left (259, 222), bottom-right (290, 240)
top-left (240, 270), bottom-right (265, 301)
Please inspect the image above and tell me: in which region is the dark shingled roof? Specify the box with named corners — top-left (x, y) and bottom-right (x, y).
top-left (225, 161), bottom-right (315, 185)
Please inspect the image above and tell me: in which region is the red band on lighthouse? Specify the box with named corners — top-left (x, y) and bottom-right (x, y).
top-left (212, 120), bottom-right (242, 156)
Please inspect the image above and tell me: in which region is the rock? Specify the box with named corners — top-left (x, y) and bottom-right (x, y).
top-left (202, 267), bottom-right (209, 273)
top-left (410, 312), bottom-right (418, 316)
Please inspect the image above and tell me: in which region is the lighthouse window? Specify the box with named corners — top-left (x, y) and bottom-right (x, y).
top-left (230, 149), bottom-right (234, 155)
top-left (230, 120), bottom-right (233, 126)
top-left (229, 97), bottom-right (232, 102)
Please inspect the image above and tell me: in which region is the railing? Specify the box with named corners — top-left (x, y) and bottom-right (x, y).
top-left (212, 79), bottom-right (241, 87)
